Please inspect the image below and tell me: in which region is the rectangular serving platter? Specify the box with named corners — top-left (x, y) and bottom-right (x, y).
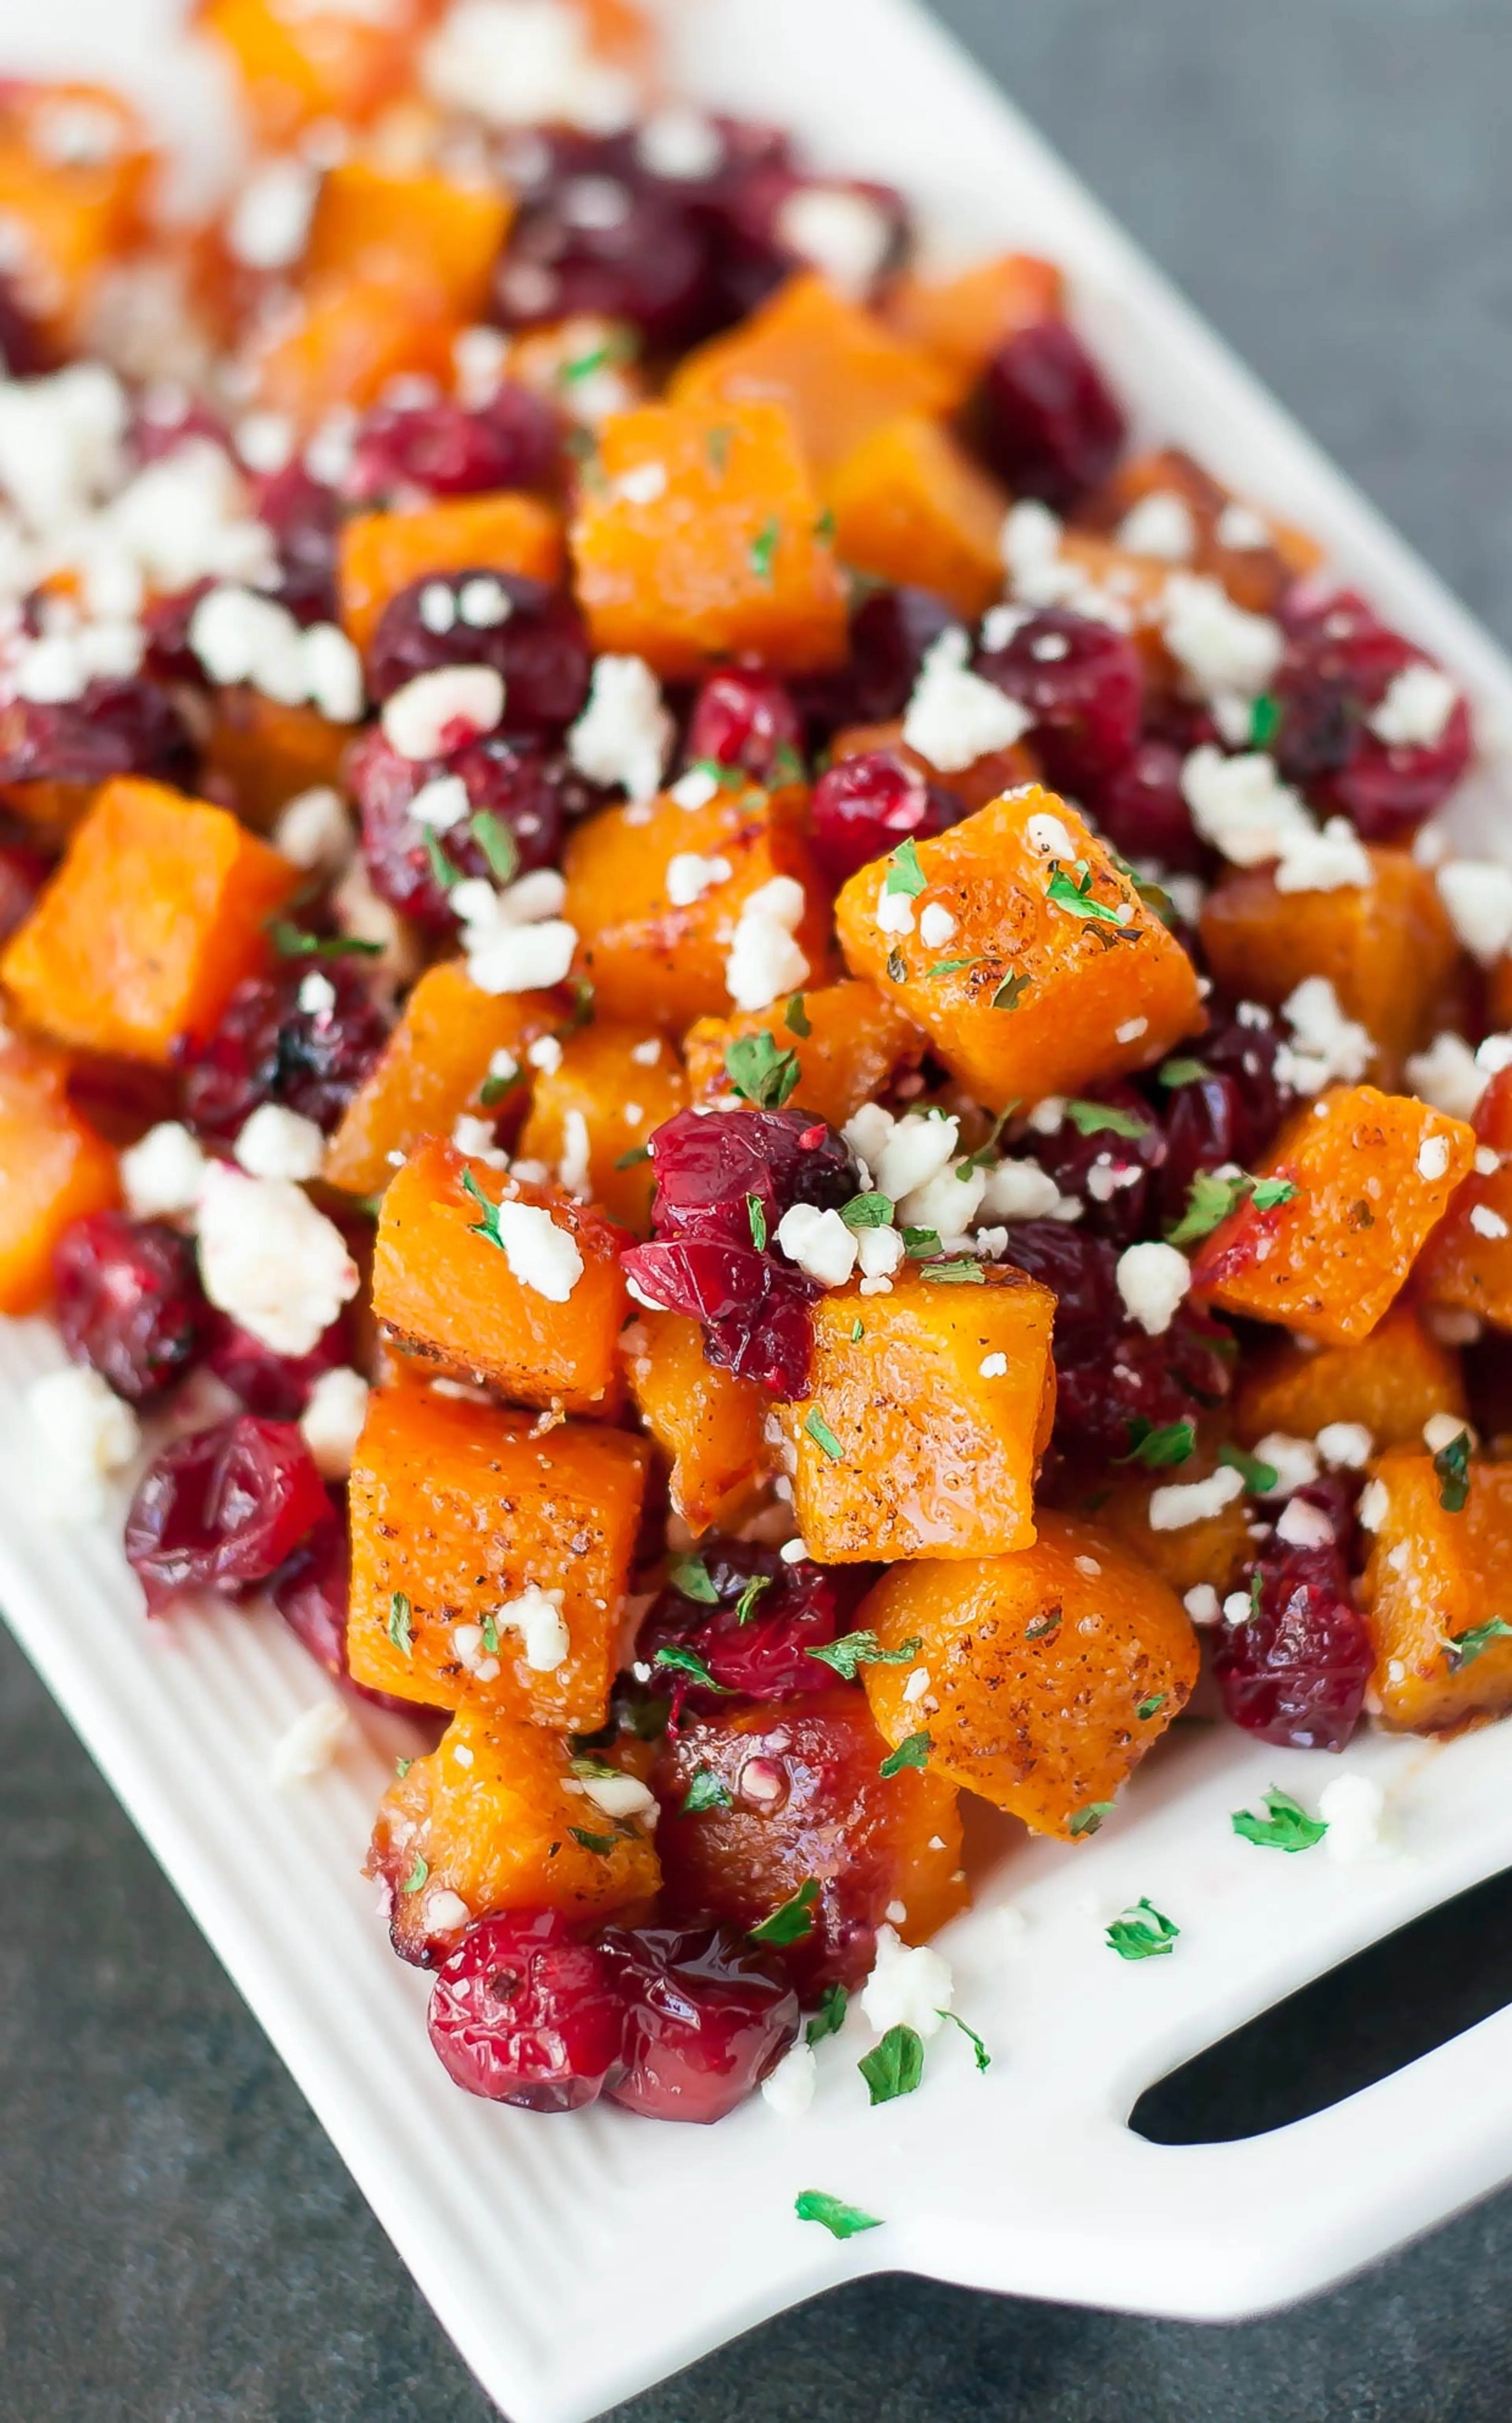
top-left (5, 3), bottom-right (1512, 2418)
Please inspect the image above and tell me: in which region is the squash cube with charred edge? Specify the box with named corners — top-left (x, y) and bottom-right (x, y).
top-left (682, 977), bottom-right (922, 1130)
top-left (835, 784), bottom-right (1200, 1109)
top-left (338, 491), bottom-right (565, 652)
top-left (1234, 1301), bottom-right (1468, 1452)
top-left (827, 413), bottom-right (1009, 621)
top-left (623, 1307), bottom-right (769, 1536)
top-left (346, 1374), bottom-right (649, 1730)
top-left (0, 1036), bottom-right (118, 1313)
top-left (1191, 1084), bottom-right (1475, 1347)
top-left (789, 1264), bottom-right (1056, 1563)
top-left (860, 1512), bottom-right (1199, 1839)
top-left (517, 1018), bottom-right (688, 1233)
top-left (1359, 1449), bottom-right (1512, 1733)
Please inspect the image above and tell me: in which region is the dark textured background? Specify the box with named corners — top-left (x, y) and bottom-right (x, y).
top-left (5, 2), bottom-right (1512, 2417)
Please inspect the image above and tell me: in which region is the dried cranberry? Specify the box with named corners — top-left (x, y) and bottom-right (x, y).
top-left (1084, 738), bottom-right (1200, 869)
top-left (1212, 1485), bottom-right (1373, 1751)
top-left (179, 964), bottom-right (389, 1141)
top-left (124, 1414), bottom-right (328, 1611)
top-left (344, 386), bottom-right (560, 504)
top-left (1156, 1011), bottom-right (1295, 1229)
top-left (1027, 1087), bottom-right (1165, 1247)
top-left (0, 675), bottom-right (197, 793)
top-left (624, 1237), bottom-right (818, 1400)
top-left (602, 1922), bottom-right (799, 2123)
top-left (428, 1910), bottom-right (628, 2112)
top-left (976, 606), bottom-right (1142, 791)
top-left (272, 1509), bottom-right (429, 1717)
top-left (0, 834), bottom-right (50, 943)
top-left (0, 273), bottom-right (52, 377)
top-left (249, 460), bottom-right (340, 627)
top-left (808, 747), bottom-right (956, 887)
top-left (976, 319), bottom-right (1127, 513)
top-left (495, 177), bottom-right (714, 344)
top-left (684, 669), bottom-right (804, 784)
top-left (350, 725), bottom-right (569, 928)
top-left (640, 1539), bottom-right (858, 1709)
top-left (792, 584), bottom-right (954, 744)
top-left (206, 1309), bottom-right (353, 1418)
top-left (52, 1211), bottom-right (206, 1407)
top-left (141, 580), bottom-right (214, 686)
top-left (1273, 590), bottom-right (1471, 842)
top-left (647, 1105), bottom-right (857, 1247)
top-left (363, 570), bottom-right (591, 732)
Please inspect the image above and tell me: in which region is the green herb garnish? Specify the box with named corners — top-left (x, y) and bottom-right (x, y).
top-left (858, 2023), bottom-right (925, 2105)
top-left (269, 923), bottom-right (382, 960)
top-left (794, 2190), bottom-right (882, 2239)
top-left (806, 1984), bottom-right (849, 2045)
top-left (1068, 1801), bottom-right (1114, 1838)
top-left (459, 1165), bottom-right (507, 1250)
top-left (805, 1629), bottom-right (921, 1681)
top-left (840, 1191), bottom-right (894, 1229)
top-left (388, 1591), bottom-right (413, 1659)
top-left (939, 2011), bottom-right (991, 2072)
top-left (614, 1142), bottom-right (651, 1170)
top-left (1063, 1099), bottom-right (1150, 1139)
top-left (734, 1574), bottom-right (771, 1626)
top-left (878, 1731), bottom-right (931, 1778)
top-left (750, 1878), bottom-right (819, 1945)
top-left (1117, 1418), bottom-right (1196, 1470)
top-left (746, 1191), bottom-right (768, 1251)
top-left (667, 1553), bottom-right (719, 1605)
top-left (1443, 1615), bottom-right (1512, 1670)
top-left (681, 1769), bottom-right (734, 1816)
top-left (1220, 1443), bottom-right (1280, 1494)
top-left (1046, 859), bottom-right (1123, 925)
top-left (785, 991), bottom-right (812, 1037)
top-left (804, 1409), bottom-right (845, 1461)
top-left (991, 970), bottom-right (1031, 1012)
top-left (470, 808), bottom-right (519, 885)
top-left (749, 515), bottom-right (781, 583)
top-left (1159, 1057), bottom-right (1210, 1088)
top-left (1231, 1787), bottom-right (1328, 1853)
top-left (884, 837), bottom-right (926, 899)
top-left (725, 1030), bottom-right (799, 1109)
top-left (652, 1643), bottom-right (730, 1691)
top-left (917, 1257), bottom-right (986, 1283)
top-left (567, 1826), bottom-right (619, 1856)
top-left (1433, 1429), bottom-right (1472, 1514)
top-left (1105, 1898), bottom-right (1180, 1961)
top-left (400, 1855), bottom-right (429, 1894)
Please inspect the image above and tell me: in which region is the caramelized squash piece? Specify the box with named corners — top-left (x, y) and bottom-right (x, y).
top-left (682, 977), bottom-right (922, 1129)
top-left (827, 413), bottom-right (1008, 620)
top-left (339, 491), bottom-right (565, 652)
top-left (1, 775), bottom-right (297, 1065)
top-left (1192, 1085), bottom-right (1476, 1346)
top-left (1417, 1066), bottom-right (1512, 1333)
top-left (346, 1375), bottom-right (649, 1728)
top-left (197, 0), bottom-right (425, 142)
top-left (516, 1019), bottom-right (687, 1232)
top-left (253, 276), bottom-right (459, 432)
top-left (886, 251), bottom-right (1064, 399)
top-left (835, 785), bottom-right (1201, 1109)
top-left (570, 397), bottom-right (848, 675)
top-left (0, 82), bottom-right (152, 337)
top-left (367, 1700), bottom-right (659, 1965)
top-left (372, 1138), bottom-right (630, 1413)
top-left (789, 1264), bottom-right (1057, 1563)
top-left (1234, 1301), bottom-right (1467, 1450)
top-left (1080, 1451), bottom-right (1251, 1601)
top-left (623, 1308), bottom-right (768, 1535)
top-left (202, 689), bottom-right (352, 831)
top-left (1088, 447), bottom-right (1323, 619)
top-left (860, 1513), bottom-right (1199, 1839)
top-left (303, 159), bottom-right (513, 321)
top-left (1359, 1449), bottom-right (1512, 1732)
top-left (0, 1035), bottom-right (118, 1312)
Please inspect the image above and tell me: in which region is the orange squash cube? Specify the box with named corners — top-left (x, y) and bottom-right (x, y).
top-left (569, 397), bottom-right (848, 676)
top-left (1359, 1449), bottom-right (1512, 1732)
top-left (885, 251), bottom-right (1064, 400)
top-left (623, 1307), bottom-right (769, 1535)
top-left (682, 977), bottom-right (923, 1129)
top-left (669, 273), bottom-right (956, 478)
top-left (303, 159), bottom-right (513, 321)
top-left (372, 1137), bottom-right (630, 1412)
top-left (835, 785), bottom-right (1201, 1110)
top-left (1, 776), bottom-right (297, 1066)
top-left (1199, 850), bottom-right (1458, 1081)
top-left (827, 414), bottom-right (1008, 620)
top-left (197, 0), bottom-right (424, 142)
top-left (1234, 1301), bottom-right (1467, 1450)
top-left (1416, 1065), bottom-right (1512, 1333)
top-left (1192, 1085), bottom-right (1476, 1346)
top-left (323, 965), bottom-right (564, 1200)
top-left (0, 1036), bottom-right (118, 1313)
top-left (1089, 447), bottom-right (1323, 619)
top-left (339, 491), bottom-right (566, 652)
top-left (252, 275), bottom-right (459, 433)
top-left (789, 1264), bottom-right (1057, 1563)
top-left (860, 1513), bottom-right (1199, 1840)
top-left (346, 1375), bottom-right (649, 1727)
top-left (0, 82), bottom-right (153, 336)
top-left (1077, 1452), bottom-right (1251, 1602)
top-left (202, 689), bottom-right (352, 831)
top-left (367, 1700), bottom-right (659, 1965)
top-left (563, 779), bottom-right (829, 1032)
top-left (516, 1019), bottom-right (687, 1232)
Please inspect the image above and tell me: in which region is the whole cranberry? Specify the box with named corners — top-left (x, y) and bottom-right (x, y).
top-left (808, 747), bottom-right (956, 886)
top-left (363, 571), bottom-right (591, 731)
top-left (623, 1237), bottom-right (819, 1400)
top-left (206, 1309), bottom-right (353, 1418)
top-left (647, 1105), bottom-right (858, 1247)
top-left (684, 669), bottom-right (803, 784)
top-left (1085, 737), bottom-right (1200, 869)
top-left (124, 1415), bottom-right (329, 1611)
top-left (1156, 1010), bottom-right (1296, 1229)
top-left (976, 319), bottom-right (1127, 512)
top-left (1026, 1085), bottom-right (1165, 1247)
top-left (272, 1510), bottom-right (434, 1717)
top-left (428, 1910), bottom-right (628, 2112)
top-left (792, 584), bottom-right (954, 744)
top-left (703, 162), bottom-right (908, 324)
top-left (179, 964), bottom-right (389, 1141)
top-left (602, 1922), bottom-right (799, 2123)
top-left (344, 386), bottom-right (561, 504)
top-left (350, 725), bottom-right (569, 928)
top-left (0, 675), bottom-right (197, 793)
top-left (1273, 589), bottom-right (1472, 842)
top-left (248, 460), bottom-right (341, 627)
top-left (639, 1539), bottom-right (857, 1708)
top-left (495, 177), bottom-right (714, 343)
top-left (53, 1211), bottom-right (206, 1406)
top-left (976, 606), bottom-right (1142, 791)
top-left (1212, 1485), bottom-right (1373, 1751)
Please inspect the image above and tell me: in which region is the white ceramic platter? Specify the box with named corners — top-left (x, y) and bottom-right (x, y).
top-left (4, 3), bottom-right (1512, 2418)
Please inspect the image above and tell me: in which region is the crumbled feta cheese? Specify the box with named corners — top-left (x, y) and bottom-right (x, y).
top-left (273, 784), bottom-right (354, 874)
top-left (1369, 663), bottom-right (1459, 749)
top-left (497, 1580), bottom-right (571, 1670)
top-left (196, 1163), bottom-right (359, 1356)
top-left (1180, 745), bottom-right (1314, 867)
top-left (1276, 975), bottom-right (1373, 1095)
top-left (408, 773), bottom-right (472, 831)
top-left (573, 1770), bottom-right (658, 1822)
top-left (776, 1203), bottom-right (859, 1288)
top-left (1251, 1432), bottom-right (1321, 1496)
top-left (381, 663), bottom-right (504, 760)
top-left (1162, 574), bottom-right (1282, 700)
top-left (1436, 860), bottom-right (1512, 966)
top-left (918, 900), bottom-right (956, 950)
top-left (636, 106), bottom-right (724, 180)
top-left (1357, 1477), bottom-right (1389, 1531)
top-left (1276, 1494), bottom-right (1335, 1550)
top-left (423, 0), bottom-right (636, 131)
top-left (227, 156), bottom-right (317, 270)
top-left (893, 1157), bottom-right (981, 1239)
top-left (669, 765), bottom-right (721, 811)
top-left (1025, 809), bottom-right (1078, 860)
top-left (776, 184), bottom-right (892, 295)
top-left (1318, 1772), bottom-right (1393, 1865)
top-left (0, 362), bottom-right (125, 533)
top-left (452, 1112), bottom-right (508, 1166)
top-left (665, 850), bottom-right (732, 908)
top-left (902, 627), bottom-right (1032, 771)
top-left (1184, 1583), bottom-right (1222, 1625)
top-left (299, 1366), bottom-right (371, 1481)
top-left (1316, 1420), bottom-right (1374, 1470)
top-left (1116, 489), bottom-right (1195, 562)
top-left (761, 2038), bottom-right (818, 2118)
top-left (1416, 1133), bottom-right (1452, 1182)
top-left (856, 1223), bottom-right (906, 1283)
top-left (1273, 815), bottom-right (1373, 895)
top-left (299, 971), bottom-right (337, 1018)
top-left (875, 883), bottom-right (916, 936)
top-left (873, 1110), bottom-right (958, 1202)
top-left (556, 1107), bottom-right (592, 1197)
top-left (1215, 501), bottom-right (1271, 551)
top-left (1470, 1201), bottom-right (1510, 1239)
top-left (978, 1159), bottom-right (1065, 1223)
top-left (526, 1034), bottom-right (563, 1075)
top-left (457, 575), bottom-right (512, 629)
top-left (457, 868), bottom-right (578, 995)
top-left (1423, 1411), bottom-right (1474, 1456)
top-left (1147, 1464), bottom-right (1246, 1531)
top-left (614, 460), bottom-right (668, 506)
top-left (1115, 1015), bottom-right (1149, 1044)
top-left (119, 1121), bottom-right (207, 1221)
top-left (426, 1889), bottom-right (472, 1933)
top-left (629, 1036), bottom-right (662, 1067)
top-left (30, 1365), bottom-right (140, 1517)
top-left (567, 654), bottom-right (672, 802)
top-left (487, 1199), bottom-right (584, 1301)
top-left (859, 1923), bottom-right (953, 2039)
top-left (1115, 1240), bottom-right (1191, 1336)
top-left (234, 1103), bottom-right (326, 1183)
top-left (979, 1351), bottom-right (1008, 1379)
top-left (1405, 1031), bottom-right (1490, 1121)
top-left (269, 1698), bottom-right (350, 1788)
top-left (843, 1100), bottom-right (895, 1172)
top-left (724, 875), bottom-right (810, 1011)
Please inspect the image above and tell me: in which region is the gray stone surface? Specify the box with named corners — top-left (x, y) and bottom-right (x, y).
top-left (5, 3), bottom-right (1512, 2417)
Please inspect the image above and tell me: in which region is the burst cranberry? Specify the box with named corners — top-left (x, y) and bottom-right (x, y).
top-left (1273, 589), bottom-right (1472, 842)
top-left (602, 1922), bottom-right (799, 2123)
top-left (623, 1237), bottom-right (819, 1399)
top-left (206, 1309), bottom-right (353, 1418)
top-left (808, 747), bottom-right (956, 886)
top-left (363, 570), bottom-right (591, 731)
top-left (428, 1910), bottom-right (628, 2113)
top-left (1085, 738), bottom-right (1200, 869)
top-left (124, 1414), bottom-right (328, 1611)
top-left (1212, 1485), bottom-right (1373, 1750)
top-left (494, 177), bottom-right (714, 343)
top-left (640, 1539), bottom-right (858, 1709)
top-left (976, 606), bottom-right (1142, 790)
top-left (249, 460), bottom-right (340, 627)
top-left (0, 835), bottom-right (50, 943)
top-left (52, 1211), bottom-right (206, 1406)
top-left (0, 675), bottom-right (196, 793)
top-left (793, 585), bottom-right (954, 744)
top-left (350, 725), bottom-right (569, 928)
top-left (344, 386), bottom-right (561, 504)
top-left (684, 669), bottom-right (804, 784)
top-left (272, 1509), bottom-right (428, 1717)
top-left (1027, 1086), bottom-right (1165, 1247)
top-left (647, 1105), bottom-right (858, 1248)
top-left (976, 319), bottom-right (1127, 512)
top-left (179, 964), bottom-right (389, 1141)
top-left (1156, 1010), bottom-right (1295, 1227)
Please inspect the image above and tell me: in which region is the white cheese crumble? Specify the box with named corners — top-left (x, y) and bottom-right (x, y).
top-left (1215, 501), bottom-right (1271, 551)
top-left (1251, 1432), bottom-right (1321, 1496)
top-left (1317, 1772), bottom-right (1393, 1865)
top-left (1405, 1031), bottom-right (1493, 1121)
top-left (268, 1699), bottom-right (350, 1789)
top-left (902, 626), bottom-right (1032, 772)
top-left (30, 1365), bottom-right (140, 1518)
top-left (872, 1110), bottom-right (959, 1202)
top-left (423, 0), bottom-right (636, 132)
top-left (636, 107), bottom-right (724, 180)
top-left (120, 1121), bottom-right (207, 1221)
top-left (299, 1366), bottom-right (371, 1481)
top-left (572, 1771), bottom-right (658, 1822)
top-left (234, 1103), bottom-right (326, 1183)
top-left (486, 1198), bottom-right (584, 1301)
top-left (567, 654), bottom-right (672, 803)
top-left (1316, 1420), bottom-right (1374, 1470)
top-left (979, 1351), bottom-right (1008, 1378)
top-left (426, 1889), bottom-right (472, 1933)
top-left (1423, 1411), bottom-right (1474, 1456)
top-left (557, 1107), bottom-right (592, 1198)
top-left (497, 1581), bottom-right (571, 1670)
top-left (1273, 815), bottom-right (1373, 895)
top-left (1147, 1464), bottom-right (1245, 1531)
top-left (724, 875), bottom-right (810, 1012)
top-left (380, 664), bottom-right (504, 760)
top-left (1115, 1241), bottom-right (1191, 1337)
top-left (227, 156), bottom-right (318, 271)
top-left (1025, 809), bottom-right (1078, 860)
top-left (875, 883), bottom-right (915, 937)
top-left (614, 460), bottom-right (668, 507)
top-left (669, 764), bottom-right (721, 811)
top-left (1115, 489), bottom-right (1196, 562)
top-left (1368, 663), bottom-right (1458, 749)
top-left (196, 1163), bottom-right (359, 1357)
top-left (897, 1158), bottom-right (985, 1240)
top-left (1276, 975), bottom-right (1373, 1095)
top-left (1162, 574), bottom-right (1282, 701)
top-left (1470, 1202), bottom-right (1510, 1240)
top-left (859, 1923), bottom-right (954, 2039)
top-left (455, 869), bottom-right (578, 996)
top-left (300, 971), bottom-right (337, 1017)
top-left (1357, 1477), bottom-right (1389, 1532)
top-left (665, 850), bottom-right (732, 908)
top-left (1180, 745), bottom-right (1314, 868)
top-left (918, 901), bottom-right (956, 950)
top-left (1436, 859), bottom-right (1512, 966)
top-left (273, 785), bottom-right (355, 874)
top-left (452, 1113), bottom-right (508, 1168)
top-left (1184, 1583), bottom-right (1221, 1626)
top-left (1416, 1134), bottom-right (1452, 1182)
top-left (1275, 1494), bottom-right (1335, 1550)
top-left (776, 1203), bottom-right (859, 1288)
top-left (761, 2038), bottom-right (818, 2118)
top-left (776, 184), bottom-right (892, 296)
top-left (409, 773), bottom-right (471, 831)
top-left (978, 1159), bottom-right (1073, 1223)
top-left (856, 1223), bottom-right (906, 1286)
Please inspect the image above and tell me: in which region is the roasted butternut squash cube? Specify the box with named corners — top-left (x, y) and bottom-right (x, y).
top-left (623, 1307), bottom-right (768, 1534)
top-left (1088, 447), bottom-right (1323, 620)
top-left (346, 1376), bottom-right (649, 1728)
top-left (253, 275), bottom-right (459, 432)
top-left (516, 1019), bottom-right (687, 1232)
top-left (202, 688), bottom-right (352, 831)
top-left (339, 491), bottom-right (566, 652)
top-left (1, 776), bottom-right (297, 1066)
top-left (0, 82), bottom-right (152, 337)
top-left (789, 1264), bottom-right (1056, 1563)
top-left (372, 1137), bottom-right (629, 1412)
top-left (886, 251), bottom-right (1064, 400)
top-left (367, 1700), bottom-right (659, 1965)
top-left (1199, 851), bottom-right (1457, 1081)
top-left (304, 159), bottom-right (513, 321)
top-left (324, 965), bottom-right (563, 1199)
top-left (1078, 1451), bottom-right (1251, 1601)
top-left (0, 1035), bottom-right (118, 1312)
top-left (669, 273), bottom-right (956, 478)
top-left (569, 397), bottom-right (848, 676)
top-left (652, 1689), bottom-right (967, 1991)
top-left (682, 977), bottom-right (922, 1129)
top-left (563, 779), bottom-right (829, 1032)
top-left (1416, 1067), bottom-right (1512, 1332)
top-left (827, 413), bottom-right (1008, 620)
top-left (1234, 1301), bottom-right (1467, 1450)
top-left (1359, 1449), bottom-right (1512, 1732)
top-left (860, 1513), bottom-right (1199, 1839)
top-left (1191, 1085), bottom-right (1476, 1346)
top-left (835, 785), bottom-right (1201, 1110)
top-left (198, 0), bottom-right (424, 142)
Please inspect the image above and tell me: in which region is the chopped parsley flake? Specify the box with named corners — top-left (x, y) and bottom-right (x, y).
top-left (749, 1878), bottom-right (819, 1945)
top-left (653, 1643), bottom-right (730, 1691)
top-left (1219, 1443), bottom-right (1281, 1494)
top-left (725, 1029), bottom-right (800, 1109)
top-left (806, 1983), bottom-right (849, 2045)
top-left (840, 1190), bottom-right (895, 1229)
top-left (1105, 1898), bottom-right (1180, 1960)
top-left (991, 970), bottom-right (1031, 1012)
top-left (400, 1855), bottom-right (429, 1894)
top-left (269, 923), bottom-right (382, 960)
top-left (388, 1591), bottom-right (413, 1658)
top-left (470, 808), bottom-right (519, 885)
top-left (1068, 1801), bottom-right (1114, 1838)
top-left (1231, 1787), bottom-right (1328, 1852)
top-left (785, 991), bottom-right (812, 1037)
top-left (879, 1730), bottom-right (931, 1778)
top-left (479, 1066), bottom-right (524, 1108)
top-left (1159, 1056), bottom-right (1210, 1088)
top-left (1433, 1430), bottom-right (1472, 1514)
top-left (805, 1628), bottom-right (922, 1680)
top-left (749, 515), bottom-right (781, 582)
top-left (918, 1257), bottom-right (986, 1284)
top-left (734, 1574), bottom-right (771, 1626)
top-left (667, 1553), bottom-right (720, 1604)
top-left (1117, 1417), bottom-right (1196, 1469)
top-left (1136, 1693), bottom-right (1168, 1721)
top-left (459, 1166), bottom-right (507, 1250)
top-left (1443, 1615), bottom-right (1512, 1670)
top-left (804, 1409), bottom-right (845, 1460)
top-left (1063, 1098), bottom-right (1150, 1139)
top-left (423, 827), bottom-right (460, 892)
top-left (939, 2010), bottom-right (991, 2071)
top-left (567, 1826), bottom-right (619, 1856)
top-left (858, 2023), bottom-right (925, 2105)
top-left (1249, 692), bottom-right (1282, 749)
top-left (681, 1768), bottom-right (734, 1815)
top-left (794, 2190), bottom-right (883, 2239)
top-left (1045, 859), bottom-right (1123, 925)
top-left (884, 837), bottom-right (926, 899)
top-left (614, 1142), bottom-right (652, 1169)
top-left (746, 1191), bottom-right (768, 1250)
top-left (705, 424), bottom-right (734, 475)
